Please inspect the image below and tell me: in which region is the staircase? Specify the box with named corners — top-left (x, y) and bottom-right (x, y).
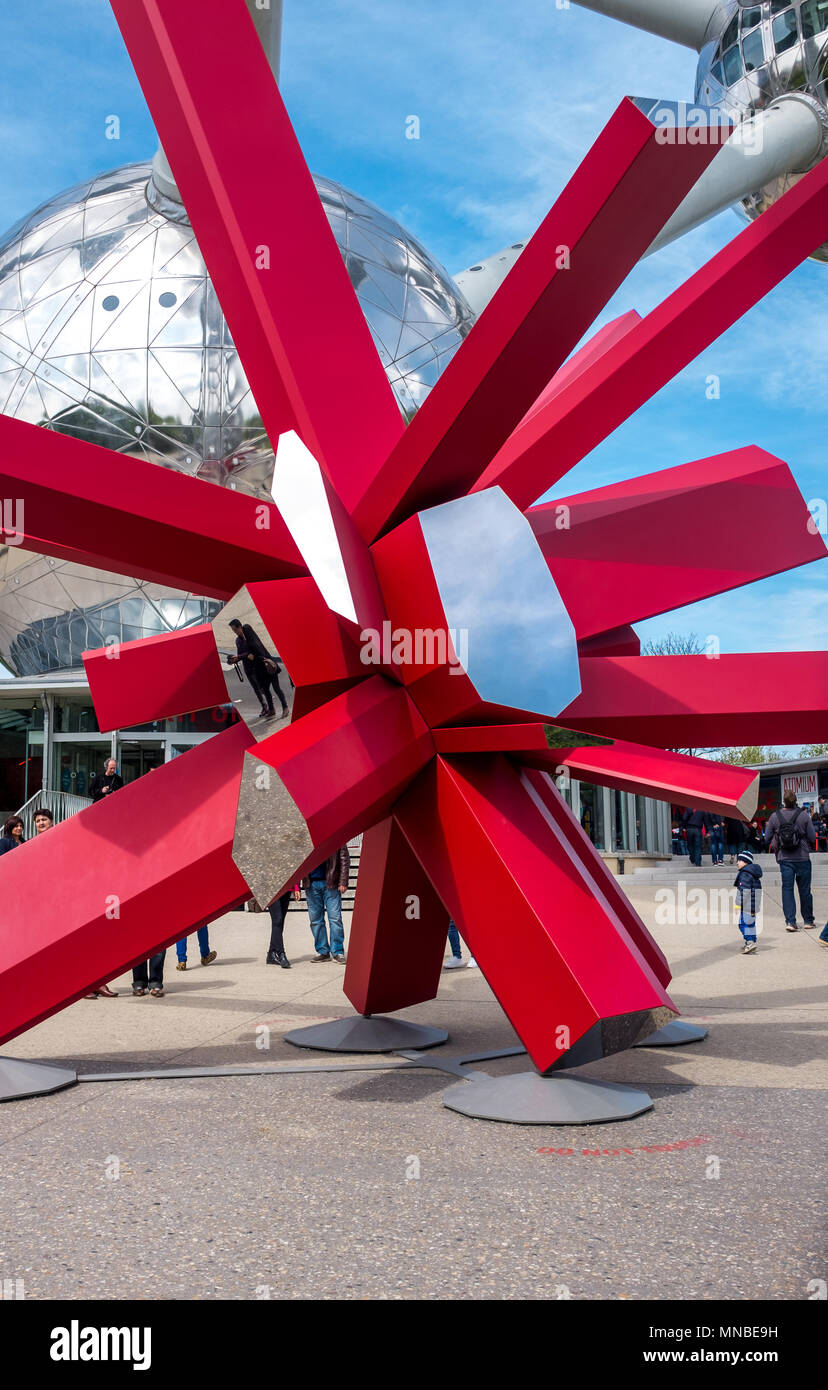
top-left (285, 834), bottom-right (362, 912)
top-left (626, 852), bottom-right (828, 886)
top-left (15, 789), bottom-right (92, 837)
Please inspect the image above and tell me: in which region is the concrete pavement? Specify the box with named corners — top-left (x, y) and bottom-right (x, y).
top-left (0, 869), bottom-right (825, 1300)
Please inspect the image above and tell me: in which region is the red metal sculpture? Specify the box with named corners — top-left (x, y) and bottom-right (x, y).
top-left (1, 0), bottom-right (826, 1082)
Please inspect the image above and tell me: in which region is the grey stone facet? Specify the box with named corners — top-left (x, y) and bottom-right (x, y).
top-left (232, 749), bottom-right (312, 908)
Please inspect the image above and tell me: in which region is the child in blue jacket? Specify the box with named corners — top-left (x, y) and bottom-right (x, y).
top-left (734, 849), bottom-right (763, 954)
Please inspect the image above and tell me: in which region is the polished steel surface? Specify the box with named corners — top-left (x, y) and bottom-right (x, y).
top-left (0, 162), bottom-right (473, 674)
top-left (417, 488), bottom-right (582, 720)
top-left (696, 0), bottom-right (828, 256)
top-left (210, 584), bottom-right (294, 739)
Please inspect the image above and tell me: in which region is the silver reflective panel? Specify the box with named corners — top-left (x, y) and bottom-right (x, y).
top-left (417, 488), bottom-right (582, 719)
top-left (210, 585), bottom-right (294, 740)
top-left (695, 1), bottom-right (828, 260)
top-left (0, 163), bottom-right (474, 673)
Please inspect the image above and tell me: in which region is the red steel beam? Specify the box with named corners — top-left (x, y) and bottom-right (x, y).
top-left (478, 149), bottom-right (828, 508)
top-left (0, 722), bottom-right (254, 1048)
top-left (562, 653), bottom-right (828, 748)
top-left (529, 447), bottom-right (826, 640)
top-left (0, 416), bottom-right (304, 597)
top-left (109, 0), bottom-right (404, 521)
top-left (352, 99), bottom-right (721, 539)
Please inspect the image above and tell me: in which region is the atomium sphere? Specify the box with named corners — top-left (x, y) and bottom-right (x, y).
top-left (696, 0), bottom-right (828, 258)
top-left (0, 162), bottom-right (474, 676)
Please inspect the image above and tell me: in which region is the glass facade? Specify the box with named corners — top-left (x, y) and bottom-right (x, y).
top-left (0, 679), bottom-right (241, 818)
top-left (572, 777), bottom-right (671, 859)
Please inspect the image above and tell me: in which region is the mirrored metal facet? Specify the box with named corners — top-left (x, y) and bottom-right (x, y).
top-left (210, 586), bottom-right (294, 740)
top-left (418, 488), bottom-right (582, 719)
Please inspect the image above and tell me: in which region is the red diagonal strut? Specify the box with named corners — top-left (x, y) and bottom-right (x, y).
top-left (529, 447), bottom-right (827, 640)
top-left (476, 149), bottom-right (828, 508)
top-left (0, 417), bottom-right (304, 596)
top-left (562, 653), bottom-right (828, 748)
top-left (109, 0), bottom-right (404, 514)
top-left (352, 99), bottom-right (723, 539)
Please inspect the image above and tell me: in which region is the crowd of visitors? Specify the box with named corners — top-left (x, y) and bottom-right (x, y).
top-left (14, 749), bottom-right (827, 997)
top-left (674, 790), bottom-right (828, 954)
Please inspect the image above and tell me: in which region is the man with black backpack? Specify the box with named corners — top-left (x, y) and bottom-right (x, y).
top-left (764, 790), bottom-right (817, 932)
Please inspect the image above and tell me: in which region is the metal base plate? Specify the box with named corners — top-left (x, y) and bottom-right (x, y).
top-left (442, 1070), bottom-right (653, 1125)
top-left (284, 1015), bottom-right (449, 1053)
top-left (0, 1057), bottom-right (78, 1102)
top-left (634, 1021), bottom-right (708, 1047)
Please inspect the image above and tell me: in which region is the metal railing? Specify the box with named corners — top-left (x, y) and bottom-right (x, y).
top-left (15, 788), bottom-right (92, 837)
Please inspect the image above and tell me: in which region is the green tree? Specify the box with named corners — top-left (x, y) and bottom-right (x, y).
top-left (713, 746), bottom-right (785, 765)
top-left (799, 744), bottom-right (828, 758)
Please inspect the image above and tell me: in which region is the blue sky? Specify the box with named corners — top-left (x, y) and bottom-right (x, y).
top-left (0, 0), bottom-right (826, 678)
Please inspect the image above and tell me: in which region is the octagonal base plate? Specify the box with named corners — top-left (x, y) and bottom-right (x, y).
top-left (634, 1021), bottom-right (708, 1047)
top-left (284, 1015), bottom-right (448, 1053)
top-left (0, 1057), bottom-right (78, 1102)
top-left (442, 1070), bottom-right (653, 1125)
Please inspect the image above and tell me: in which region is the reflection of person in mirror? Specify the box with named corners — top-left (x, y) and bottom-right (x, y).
top-left (227, 619), bottom-right (288, 721)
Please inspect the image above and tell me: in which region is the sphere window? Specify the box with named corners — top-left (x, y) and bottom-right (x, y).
top-left (741, 6), bottom-right (762, 29)
top-left (158, 291), bottom-right (177, 308)
top-left (711, 60), bottom-right (725, 85)
top-left (742, 27), bottom-right (766, 70)
top-left (723, 43), bottom-right (744, 83)
top-left (722, 15), bottom-right (739, 50)
top-left (773, 10), bottom-right (800, 53)
top-left (802, 0), bottom-right (828, 37)
top-left (101, 295), bottom-right (119, 311)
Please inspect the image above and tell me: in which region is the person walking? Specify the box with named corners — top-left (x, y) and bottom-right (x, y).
top-left (33, 807), bottom-right (54, 834)
top-left (132, 949), bottom-right (166, 998)
top-left (227, 618), bottom-right (288, 720)
top-left (764, 791), bottom-right (817, 932)
top-left (0, 814), bottom-right (24, 855)
top-left (444, 919), bottom-right (466, 969)
top-left (303, 848), bottom-right (350, 961)
top-left (175, 927), bottom-right (217, 971)
top-left (725, 817), bottom-right (744, 864)
top-left (709, 812), bottom-right (725, 865)
top-left (265, 890), bottom-right (293, 968)
top-left (681, 808), bottom-right (711, 867)
top-left (89, 757), bottom-right (123, 802)
top-left (733, 849), bottom-right (763, 955)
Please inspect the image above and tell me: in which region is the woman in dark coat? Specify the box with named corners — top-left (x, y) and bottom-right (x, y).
top-left (0, 814), bottom-right (24, 855)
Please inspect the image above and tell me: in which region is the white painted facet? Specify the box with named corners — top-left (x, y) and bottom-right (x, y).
top-left (270, 431), bottom-right (357, 624)
top-left (418, 488), bottom-right (581, 718)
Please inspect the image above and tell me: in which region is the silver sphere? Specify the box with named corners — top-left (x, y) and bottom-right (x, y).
top-left (0, 163), bottom-right (474, 675)
top-left (696, 0), bottom-right (828, 257)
